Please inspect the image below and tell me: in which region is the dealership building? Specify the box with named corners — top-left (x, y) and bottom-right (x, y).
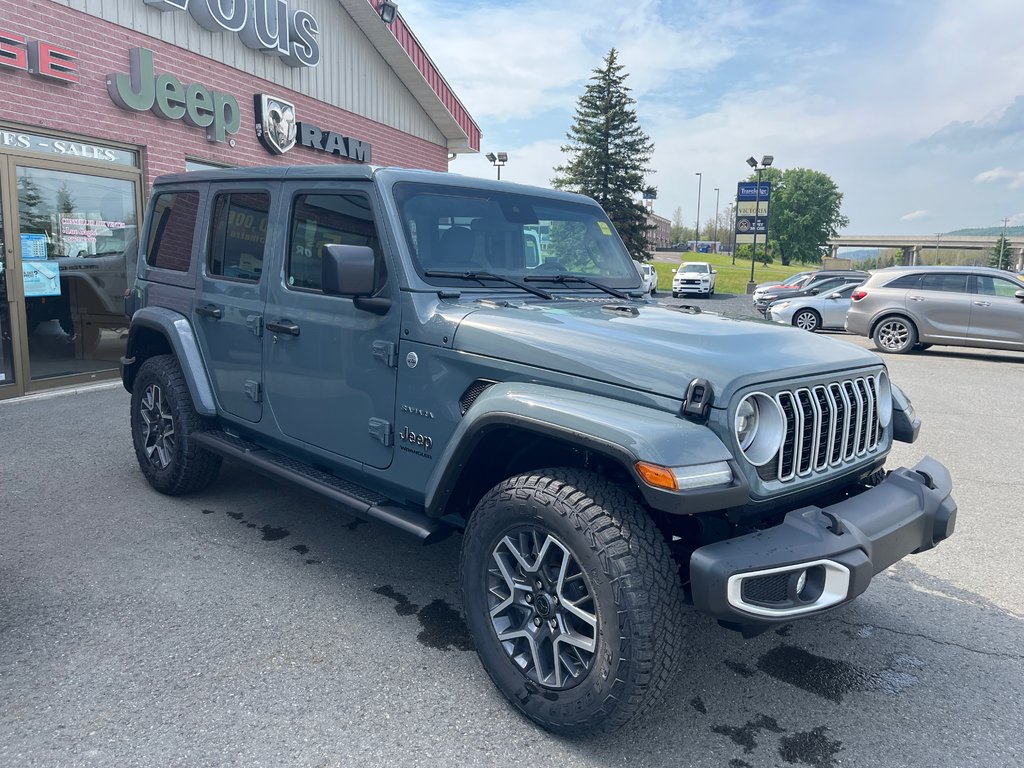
top-left (0, 0), bottom-right (479, 400)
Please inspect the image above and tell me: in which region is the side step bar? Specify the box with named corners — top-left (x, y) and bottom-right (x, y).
top-left (192, 430), bottom-right (451, 544)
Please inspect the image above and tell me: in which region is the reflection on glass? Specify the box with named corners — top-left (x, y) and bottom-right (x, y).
top-left (0, 193), bottom-right (15, 386)
top-left (16, 166), bottom-right (137, 381)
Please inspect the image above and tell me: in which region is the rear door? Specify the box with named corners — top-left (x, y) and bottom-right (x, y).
top-left (906, 272), bottom-right (971, 342)
top-left (192, 183), bottom-right (277, 423)
top-left (967, 273), bottom-right (1024, 349)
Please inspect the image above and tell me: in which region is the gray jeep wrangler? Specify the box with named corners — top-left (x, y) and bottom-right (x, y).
top-left (122, 166), bottom-right (956, 734)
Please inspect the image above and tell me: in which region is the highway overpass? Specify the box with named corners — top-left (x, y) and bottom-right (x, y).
top-left (827, 234), bottom-right (1024, 267)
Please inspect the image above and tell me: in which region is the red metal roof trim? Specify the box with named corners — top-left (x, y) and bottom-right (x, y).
top-left (369, 0), bottom-right (481, 151)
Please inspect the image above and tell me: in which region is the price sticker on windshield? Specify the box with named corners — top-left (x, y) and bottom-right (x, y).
top-left (597, 221), bottom-right (613, 236)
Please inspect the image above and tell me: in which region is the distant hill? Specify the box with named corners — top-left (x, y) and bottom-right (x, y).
top-left (836, 248), bottom-right (879, 262)
top-left (945, 225), bottom-right (1024, 236)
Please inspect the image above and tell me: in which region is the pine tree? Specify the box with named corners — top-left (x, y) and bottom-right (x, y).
top-left (553, 49), bottom-right (655, 260)
top-left (989, 234), bottom-right (1012, 270)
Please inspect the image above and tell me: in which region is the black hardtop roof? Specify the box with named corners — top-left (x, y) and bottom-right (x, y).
top-left (152, 165), bottom-right (595, 205)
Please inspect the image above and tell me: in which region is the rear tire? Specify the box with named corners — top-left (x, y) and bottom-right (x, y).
top-left (460, 469), bottom-right (685, 734)
top-left (131, 355), bottom-right (221, 495)
top-left (872, 316), bottom-right (918, 354)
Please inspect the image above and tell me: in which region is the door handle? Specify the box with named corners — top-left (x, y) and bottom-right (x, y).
top-left (266, 319), bottom-right (300, 336)
top-left (908, 295), bottom-right (925, 302)
top-left (196, 304), bottom-right (222, 319)
top-left (973, 301), bottom-right (991, 307)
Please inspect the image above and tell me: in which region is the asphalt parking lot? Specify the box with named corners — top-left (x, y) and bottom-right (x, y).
top-left (1, 314), bottom-right (1022, 768)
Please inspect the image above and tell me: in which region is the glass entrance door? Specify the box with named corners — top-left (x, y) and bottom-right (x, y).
top-left (0, 169), bottom-right (16, 389)
top-left (14, 164), bottom-right (138, 382)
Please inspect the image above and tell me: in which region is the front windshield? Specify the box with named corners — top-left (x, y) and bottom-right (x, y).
top-left (679, 263), bottom-right (709, 273)
top-left (393, 182), bottom-right (640, 288)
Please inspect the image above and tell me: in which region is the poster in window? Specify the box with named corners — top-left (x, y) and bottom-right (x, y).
top-left (23, 260), bottom-right (61, 297)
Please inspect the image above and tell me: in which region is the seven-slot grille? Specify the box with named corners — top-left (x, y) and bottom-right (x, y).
top-left (762, 376), bottom-right (883, 482)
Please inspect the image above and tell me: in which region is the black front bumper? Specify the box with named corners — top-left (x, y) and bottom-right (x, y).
top-left (689, 456), bottom-right (956, 626)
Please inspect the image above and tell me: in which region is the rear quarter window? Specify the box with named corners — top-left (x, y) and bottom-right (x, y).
top-left (146, 191), bottom-right (201, 272)
top-left (883, 274), bottom-right (922, 289)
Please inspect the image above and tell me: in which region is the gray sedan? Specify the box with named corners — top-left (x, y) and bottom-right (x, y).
top-left (766, 282), bottom-right (859, 331)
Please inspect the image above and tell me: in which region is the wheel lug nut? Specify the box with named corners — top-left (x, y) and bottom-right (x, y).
top-left (533, 617), bottom-right (542, 627)
top-left (525, 594), bottom-right (533, 603)
top-left (551, 595), bottom-right (558, 604)
top-left (535, 580), bottom-right (543, 590)
top-left (549, 618), bottom-right (557, 630)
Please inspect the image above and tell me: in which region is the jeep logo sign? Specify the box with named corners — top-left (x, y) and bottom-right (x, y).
top-left (143, 0), bottom-right (321, 68)
top-left (107, 49), bottom-right (241, 143)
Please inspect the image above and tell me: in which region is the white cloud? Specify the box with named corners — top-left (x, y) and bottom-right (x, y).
top-left (974, 167), bottom-right (1024, 188)
top-left (900, 210), bottom-right (930, 221)
top-left (1008, 212), bottom-right (1024, 226)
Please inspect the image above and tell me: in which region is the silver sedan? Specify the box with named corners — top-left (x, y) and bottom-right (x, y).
top-left (766, 282), bottom-right (860, 331)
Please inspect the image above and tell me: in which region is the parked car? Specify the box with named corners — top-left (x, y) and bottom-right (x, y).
top-left (635, 261), bottom-right (658, 295)
top-left (753, 270), bottom-right (816, 294)
top-left (754, 271), bottom-right (868, 315)
top-left (672, 261), bottom-right (716, 297)
top-left (766, 282), bottom-right (860, 331)
top-left (121, 166), bottom-right (956, 734)
top-left (846, 266), bottom-right (1024, 354)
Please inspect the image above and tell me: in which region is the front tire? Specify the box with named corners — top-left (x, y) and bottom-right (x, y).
top-left (131, 355), bottom-right (222, 495)
top-left (792, 309), bottom-right (821, 332)
top-left (873, 316), bottom-right (917, 354)
top-left (460, 469), bottom-right (685, 734)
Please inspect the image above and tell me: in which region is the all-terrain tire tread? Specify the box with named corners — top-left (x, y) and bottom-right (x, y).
top-left (460, 468), bottom-right (685, 734)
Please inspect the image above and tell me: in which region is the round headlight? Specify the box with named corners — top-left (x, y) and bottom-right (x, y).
top-left (736, 398), bottom-right (759, 450)
top-left (735, 393), bottom-right (786, 466)
top-left (876, 370), bottom-right (893, 428)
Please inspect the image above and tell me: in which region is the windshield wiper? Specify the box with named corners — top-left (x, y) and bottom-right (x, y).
top-left (424, 270), bottom-right (553, 300)
top-left (524, 273), bottom-right (632, 300)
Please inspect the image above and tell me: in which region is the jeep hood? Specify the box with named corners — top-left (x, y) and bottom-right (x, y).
top-left (451, 300), bottom-right (880, 403)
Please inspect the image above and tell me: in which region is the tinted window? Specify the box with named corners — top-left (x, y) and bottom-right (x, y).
top-left (288, 193), bottom-right (383, 292)
top-left (146, 192), bottom-right (200, 272)
top-left (974, 274), bottom-right (1023, 298)
top-left (919, 273), bottom-right (968, 293)
top-left (885, 274), bottom-right (922, 289)
top-left (208, 192), bottom-right (270, 282)
top-left (680, 263), bottom-right (709, 273)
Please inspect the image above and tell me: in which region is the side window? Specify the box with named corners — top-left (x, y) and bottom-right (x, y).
top-left (975, 275), bottom-right (1022, 298)
top-left (288, 193), bottom-right (383, 292)
top-left (146, 191), bottom-right (200, 272)
top-left (885, 274), bottom-right (921, 289)
top-left (919, 273), bottom-right (968, 293)
top-left (207, 192), bottom-right (270, 282)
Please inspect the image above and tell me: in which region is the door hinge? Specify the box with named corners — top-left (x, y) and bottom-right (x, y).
top-left (244, 380), bottom-right (262, 403)
top-left (372, 340), bottom-right (398, 368)
top-left (368, 417), bottom-right (393, 446)
top-left (246, 314), bottom-right (263, 338)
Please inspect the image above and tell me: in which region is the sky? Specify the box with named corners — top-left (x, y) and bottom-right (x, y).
top-left (399, 0), bottom-right (1024, 235)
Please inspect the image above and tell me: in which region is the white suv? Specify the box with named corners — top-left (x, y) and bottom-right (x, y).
top-left (672, 262), bottom-right (716, 298)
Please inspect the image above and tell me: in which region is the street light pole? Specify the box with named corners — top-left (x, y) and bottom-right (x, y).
top-left (694, 172), bottom-right (702, 250)
top-left (749, 168), bottom-right (762, 289)
top-left (713, 187), bottom-right (720, 253)
top-left (485, 152), bottom-right (508, 180)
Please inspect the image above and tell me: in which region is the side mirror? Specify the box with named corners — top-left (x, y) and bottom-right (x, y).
top-left (1016, 290), bottom-right (1024, 301)
top-left (712, 270), bottom-right (717, 274)
top-left (323, 243), bottom-right (376, 297)
top-left (808, 288), bottom-right (819, 295)
top-left (828, 292), bottom-right (842, 300)
top-left (323, 244), bottom-right (391, 314)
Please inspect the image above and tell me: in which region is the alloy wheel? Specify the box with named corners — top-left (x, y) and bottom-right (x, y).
top-left (140, 383), bottom-right (176, 469)
top-left (794, 311), bottom-right (819, 331)
top-left (487, 527), bottom-right (598, 689)
top-left (877, 320), bottom-right (910, 351)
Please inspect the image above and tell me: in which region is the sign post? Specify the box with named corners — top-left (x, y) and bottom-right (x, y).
top-left (735, 179), bottom-right (771, 293)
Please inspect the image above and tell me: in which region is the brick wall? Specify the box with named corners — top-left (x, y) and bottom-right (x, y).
top-left (0, 1), bottom-right (449, 195)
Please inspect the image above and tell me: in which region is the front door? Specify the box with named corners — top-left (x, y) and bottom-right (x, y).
top-left (192, 184), bottom-right (276, 423)
top-left (0, 168), bottom-right (17, 391)
top-left (263, 184), bottom-right (399, 469)
top-left (968, 273), bottom-right (1024, 350)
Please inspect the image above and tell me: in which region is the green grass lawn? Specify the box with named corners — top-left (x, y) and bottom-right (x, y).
top-left (652, 254), bottom-right (799, 295)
